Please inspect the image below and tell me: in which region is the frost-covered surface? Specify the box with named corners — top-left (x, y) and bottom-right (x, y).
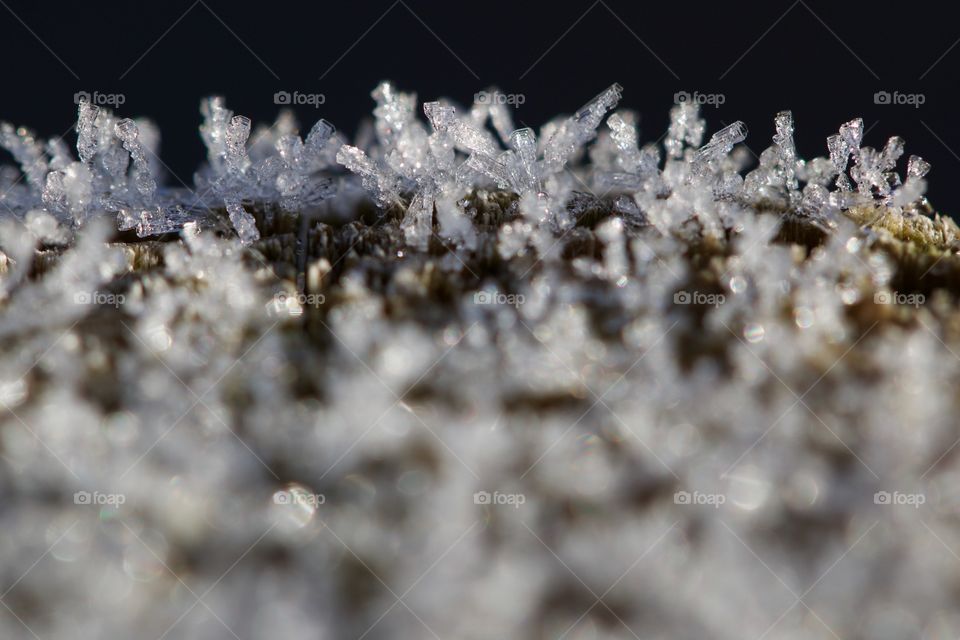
top-left (1, 83), bottom-right (960, 639)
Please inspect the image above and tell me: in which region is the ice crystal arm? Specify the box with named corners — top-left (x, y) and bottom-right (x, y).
top-left (336, 145), bottom-right (402, 208)
top-left (114, 118), bottom-right (157, 200)
top-left (508, 127), bottom-right (539, 193)
top-left (372, 81), bottom-right (418, 145)
top-left (224, 115), bottom-right (252, 176)
top-left (773, 110), bottom-right (798, 194)
top-left (46, 137), bottom-right (73, 171)
top-left (225, 199), bottom-right (259, 245)
top-left (542, 83), bottom-right (623, 174)
top-left (212, 115), bottom-right (259, 243)
top-left (891, 154), bottom-right (932, 207)
top-left (607, 112), bottom-right (642, 173)
top-left (664, 102), bottom-right (705, 160)
top-left (839, 118), bottom-right (864, 160)
top-left (0, 124), bottom-right (48, 192)
top-left (879, 136), bottom-right (905, 171)
top-left (692, 121), bottom-right (747, 174)
top-left (199, 96), bottom-right (232, 174)
top-left (305, 119), bottom-right (335, 156)
top-left (449, 120), bottom-right (499, 157)
top-left (77, 102), bottom-right (101, 164)
top-left (402, 189), bottom-right (433, 249)
top-left (470, 89), bottom-right (515, 145)
top-left (827, 133), bottom-right (851, 191)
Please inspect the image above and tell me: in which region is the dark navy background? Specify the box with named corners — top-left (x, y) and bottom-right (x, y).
top-left (1, 0), bottom-right (957, 212)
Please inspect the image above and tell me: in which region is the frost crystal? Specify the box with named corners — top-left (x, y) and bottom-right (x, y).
top-left (907, 154), bottom-right (931, 179)
top-left (692, 120), bottom-right (747, 174)
top-left (114, 118), bottom-right (157, 199)
top-left (665, 102), bottom-right (706, 159)
top-left (828, 132), bottom-right (852, 191)
top-left (542, 83), bottom-right (622, 173)
top-left (76, 101), bottom-right (100, 164)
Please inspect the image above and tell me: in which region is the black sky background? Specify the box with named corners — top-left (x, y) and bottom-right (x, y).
top-left (2, 0), bottom-right (958, 212)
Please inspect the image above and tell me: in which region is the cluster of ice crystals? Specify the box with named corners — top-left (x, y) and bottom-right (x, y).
top-left (335, 82), bottom-right (625, 246)
top-left (269, 119), bottom-right (336, 211)
top-left (0, 81), bottom-right (932, 252)
top-left (0, 82), bottom-right (957, 640)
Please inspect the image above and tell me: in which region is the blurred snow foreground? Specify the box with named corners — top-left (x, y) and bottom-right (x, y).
top-left (2, 82), bottom-right (960, 639)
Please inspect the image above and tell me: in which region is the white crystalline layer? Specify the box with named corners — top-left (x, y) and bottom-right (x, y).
top-left (0, 81), bottom-right (959, 640)
top-left (0, 79), bottom-right (943, 251)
